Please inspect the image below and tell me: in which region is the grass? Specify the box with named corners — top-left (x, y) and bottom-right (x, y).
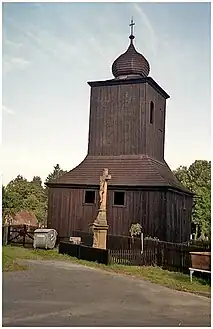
top-left (2, 245), bottom-right (211, 296)
top-left (2, 245), bottom-right (71, 272)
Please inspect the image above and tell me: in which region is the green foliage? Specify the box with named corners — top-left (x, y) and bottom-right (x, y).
top-left (129, 223), bottom-right (142, 238)
top-left (144, 236), bottom-right (160, 241)
top-left (2, 164), bottom-right (67, 226)
top-left (2, 175), bottom-right (47, 225)
top-left (32, 176), bottom-right (42, 186)
top-left (45, 164), bottom-right (67, 183)
top-left (173, 160), bottom-right (211, 239)
top-left (44, 164), bottom-right (67, 198)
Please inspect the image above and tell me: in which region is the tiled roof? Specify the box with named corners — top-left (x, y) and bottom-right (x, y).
top-left (47, 155), bottom-right (192, 194)
top-left (5, 211), bottom-right (38, 227)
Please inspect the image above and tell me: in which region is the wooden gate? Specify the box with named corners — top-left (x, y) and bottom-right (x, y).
top-left (4, 225), bottom-right (36, 247)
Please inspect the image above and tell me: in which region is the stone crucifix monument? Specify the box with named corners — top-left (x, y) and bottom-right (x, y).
top-left (90, 168), bottom-right (111, 249)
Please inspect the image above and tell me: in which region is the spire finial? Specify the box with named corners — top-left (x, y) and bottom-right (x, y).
top-left (129, 17), bottom-right (135, 42)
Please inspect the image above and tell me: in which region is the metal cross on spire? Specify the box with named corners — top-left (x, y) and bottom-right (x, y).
top-left (129, 17), bottom-right (135, 41)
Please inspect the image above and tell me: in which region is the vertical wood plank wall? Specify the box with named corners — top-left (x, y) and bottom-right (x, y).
top-left (88, 82), bottom-right (166, 161)
top-left (47, 187), bottom-right (191, 242)
top-left (145, 84), bottom-right (166, 161)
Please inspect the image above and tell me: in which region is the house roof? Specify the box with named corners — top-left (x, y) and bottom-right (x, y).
top-left (5, 211), bottom-right (38, 227)
top-left (46, 155), bottom-right (192, 194)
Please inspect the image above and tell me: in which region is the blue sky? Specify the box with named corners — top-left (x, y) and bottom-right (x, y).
top-left (2, 2), bottom-right (211, 185)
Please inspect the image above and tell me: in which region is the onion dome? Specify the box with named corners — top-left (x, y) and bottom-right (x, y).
top-left (112, 19), bottom-right (150, 79)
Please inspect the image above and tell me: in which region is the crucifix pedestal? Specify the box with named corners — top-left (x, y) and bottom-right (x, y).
top-left (90, 168), bottom-right (111, 250)
top-left (91, 218), bottom-right (108, 250)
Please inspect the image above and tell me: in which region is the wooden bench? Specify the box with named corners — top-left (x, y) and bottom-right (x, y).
top-left (189, 267), bottom-right (211, 282)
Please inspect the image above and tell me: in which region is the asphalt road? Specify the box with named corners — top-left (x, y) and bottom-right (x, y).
top-left (2, 260), bottom-right (211, 327)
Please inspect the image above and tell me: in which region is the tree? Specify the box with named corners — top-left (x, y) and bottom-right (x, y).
top-left (2, 165), bottom-right (68, 227)
top-left (45, 164), bottom-right (67, 183)
top-left (173, 160), bottom-right (211, 239)
top-left (129, 223), bottom-right (142, 241)
top-left (2, 175), bottom-right (47, 226)
top-left (32, 176), bottom-right (42, 186)
top-left (2, 185), bottom-right (17, 223)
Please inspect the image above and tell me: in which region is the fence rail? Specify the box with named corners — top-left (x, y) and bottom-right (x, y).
top-left (69, 230), bottom-right (210, 272)
top-left (109, 241), bottom-right (210, 272)
top-left (2, 225), bottom-right (37, 247)
top-left (70, 230), bottom-right (141, 250)
top-left (4, 226), bottom-right (209, 273)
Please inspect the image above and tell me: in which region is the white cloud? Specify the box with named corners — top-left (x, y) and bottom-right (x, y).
top-left (10, 57), bottom-right (30, 68)
top-left (2, 105), bottom-right (15, 115)
top-left (4, 38), bottom-right (23, 50)
top-left (3, 56), bottom-right (31, 75)
top-left (3, 12), bottom-right (121, 77)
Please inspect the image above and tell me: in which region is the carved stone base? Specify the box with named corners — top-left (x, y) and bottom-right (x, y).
top-left (90, 209), bottom-right (109, 249)
top-left (91, 224), bottom-right (108, 249)
top-left (93, 209), bottom-right (107, 226)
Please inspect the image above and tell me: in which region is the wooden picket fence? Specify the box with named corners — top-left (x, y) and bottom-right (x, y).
top-left (110, 248), bottom-right (158, 266)
top-left (2, 226), bottom-right (210, 274)
top-left (60, 230), bottom-right (211, 273)
top-left (109, 240), bottom-right (210, 272)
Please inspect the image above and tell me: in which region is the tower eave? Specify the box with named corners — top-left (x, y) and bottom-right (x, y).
top-left (88, 77), bottom-right (170, 99)
top-left (47, 155), bottom-right (192, 194)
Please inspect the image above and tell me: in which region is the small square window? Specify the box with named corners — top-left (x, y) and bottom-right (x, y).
top-left (84, 190), bottom-right (95, 204)
top-left (114, 192), bottom-right (125, 206)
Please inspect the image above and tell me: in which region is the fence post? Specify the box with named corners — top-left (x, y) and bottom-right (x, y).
top-left (23, 225), bottom-right (26, 247)
top-left (78, 244), bottom-right (81, 259)
top-left (107, 249), bottom-right (111, 265)
top-left (7, 225), bottom-right (11, 245)
top-left (157, 242), bottom-right (163, 267)
top-left (2, 226), bottom-right (8, 246)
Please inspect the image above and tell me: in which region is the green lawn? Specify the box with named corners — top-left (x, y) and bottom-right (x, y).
top-left (2, 245), bottom-right (210, 296)
top-left (2, 245), bottom-right (71, 271)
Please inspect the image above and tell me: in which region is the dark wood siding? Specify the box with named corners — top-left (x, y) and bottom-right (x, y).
top-left (47, 186), bottom-right (192, 243)
top-left (145, 83), bottom-right (166, 161)
top-left (88, 83), bottom-right (145, 156)
top-left (165, 191), bottom-right (192, 243)
top-left (48, 187), bottom-right (98, 237)
top-left (88, 82), bottom-right (166, 162)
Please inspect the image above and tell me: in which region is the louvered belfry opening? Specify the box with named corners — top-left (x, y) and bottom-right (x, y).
top-left (47, 20), bottom-right (193, 243)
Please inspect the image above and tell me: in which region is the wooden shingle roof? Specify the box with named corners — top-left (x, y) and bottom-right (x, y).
top-left (112, 41), bottom-right (150, 79)
top-left (47, 155), bottom-right (192, 194)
